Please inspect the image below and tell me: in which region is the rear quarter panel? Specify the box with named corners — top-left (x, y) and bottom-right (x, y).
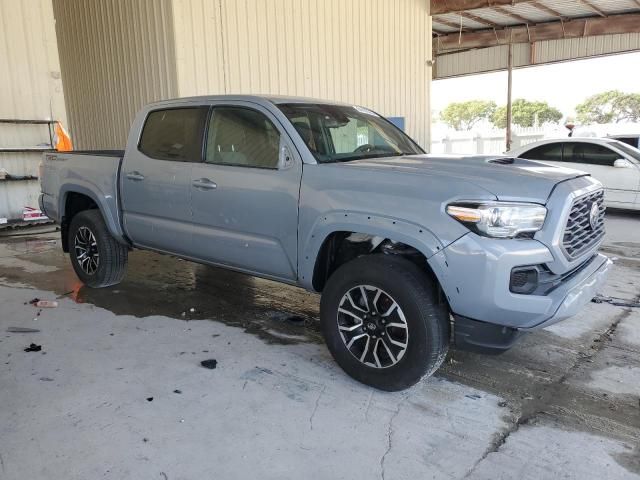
top-left (41, 152), bottom-right (126, 241)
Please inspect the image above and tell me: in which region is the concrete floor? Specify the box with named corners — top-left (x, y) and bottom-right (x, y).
top-left (0, 212), bottom-right (638, 480)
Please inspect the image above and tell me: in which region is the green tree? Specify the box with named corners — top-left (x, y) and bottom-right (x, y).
top-left (491, 99), bottom-right (563, 128)
top-left (576, 90), bottom-right (640, 124)
top-left (440, 100), bottom-right (497, 130)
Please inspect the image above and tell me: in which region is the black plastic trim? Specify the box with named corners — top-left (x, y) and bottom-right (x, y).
top-left (509, 254), bottom-right (598, 296)
top-left (453, 314), bottom-right (525, 355)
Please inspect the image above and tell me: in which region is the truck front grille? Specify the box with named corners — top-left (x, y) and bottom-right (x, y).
top-left (562, 189), bottom-right (605, 260)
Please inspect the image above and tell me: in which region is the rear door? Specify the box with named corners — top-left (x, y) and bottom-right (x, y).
top-left (562, 142), bottom-right (639, 206)
top-left (189, 103), bottom-right (302, 280)
top-left (120, 106), bottom-right (209, 255)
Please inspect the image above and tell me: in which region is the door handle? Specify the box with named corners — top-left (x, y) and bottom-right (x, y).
top-left (192, 178), bottom-right (217, 190)
top-left (126, 171), bottom-right (145, 181)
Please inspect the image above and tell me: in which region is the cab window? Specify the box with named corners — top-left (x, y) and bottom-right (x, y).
top-left (205, 107), bottom-right (280, 169)
top-left (139, 107), bottom-right (209, 162)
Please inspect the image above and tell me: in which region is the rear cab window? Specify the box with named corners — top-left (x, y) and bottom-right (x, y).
top-left (139, 107), bottom-right (209, 162)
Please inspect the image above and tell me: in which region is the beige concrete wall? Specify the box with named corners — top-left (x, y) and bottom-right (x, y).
top-left (0, 0), bottom-right (67, 153)
top-left (172, 0), bottom-right (432, 147)
top-left (52, 0), bottom-right (178, 149)
top-left (51, 0), bottom-right (432, 149)
top-left (0, 0), bottom-right (67, 123)
top-left (0, 0), bottom-right (68, 220)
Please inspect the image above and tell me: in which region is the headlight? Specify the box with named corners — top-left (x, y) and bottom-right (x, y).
top-left (446, 202), bottom-right (547, 238)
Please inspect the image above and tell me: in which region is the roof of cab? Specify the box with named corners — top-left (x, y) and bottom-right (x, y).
top-left (146, 94), bottom-right (351, 108)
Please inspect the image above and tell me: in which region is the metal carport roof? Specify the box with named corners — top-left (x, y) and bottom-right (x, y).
top-left (431, 0), bottom-right (640, 77)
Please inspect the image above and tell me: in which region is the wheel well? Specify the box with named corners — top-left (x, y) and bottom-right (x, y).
top-left (312, 232), bottom-right (444, 301)
top-left (60, 192), bottom-right (98, 252)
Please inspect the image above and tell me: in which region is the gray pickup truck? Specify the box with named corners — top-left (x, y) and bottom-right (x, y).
top-left (40, 95), bottom-right (611, 391)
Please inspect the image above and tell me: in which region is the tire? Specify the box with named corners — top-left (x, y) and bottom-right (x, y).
top-left (320, 254), bottom-right (449, 391)
top-left (68, 209), bottom-right (128, 288)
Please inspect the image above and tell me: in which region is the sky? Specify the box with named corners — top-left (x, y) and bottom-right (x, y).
top-left (431, 51), bottom-right (640, 119)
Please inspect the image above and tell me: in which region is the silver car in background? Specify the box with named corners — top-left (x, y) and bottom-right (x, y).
top-left (509, 138), bottom-right (640, 211)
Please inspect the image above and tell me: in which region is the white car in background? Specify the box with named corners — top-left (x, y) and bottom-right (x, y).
top-left (509, 138), bottom-right (640, 211)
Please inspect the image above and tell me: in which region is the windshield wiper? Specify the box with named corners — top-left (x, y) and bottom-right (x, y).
top-left (333, 153), bottom-right (398, 162)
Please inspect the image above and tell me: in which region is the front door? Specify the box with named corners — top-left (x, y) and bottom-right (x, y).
top-left (120, 106), bottom-right (209, 256)
top-left (189, 104), bottom-right (302, 280)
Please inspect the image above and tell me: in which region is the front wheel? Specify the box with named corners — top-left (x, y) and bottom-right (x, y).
top-left (320, 254), bottom-right (449, 391)
top-left (69, 210), bottom-right (128, 288)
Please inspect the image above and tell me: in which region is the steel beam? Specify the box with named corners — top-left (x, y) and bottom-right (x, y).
top-left (432, 0), bottom-right (530, 15)
top-left (433, 17), bottom-right (469, 31)
top-left (492, 5), bottom-right (532, 24)
top-left (458, 11), bottom-right (499, 27)
top-left (529, 2), bottom-right (564, 19)
top-left (434, 14), bottom-right (640, 51)
top-left (579, 0), bottom-right (607, 17)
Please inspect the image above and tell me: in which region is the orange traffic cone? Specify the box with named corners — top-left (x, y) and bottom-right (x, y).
top-left (54, 121), bottom-right (73, 151)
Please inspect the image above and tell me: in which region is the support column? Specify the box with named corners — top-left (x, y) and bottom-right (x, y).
top-left (506, 42), bottom-right (513, 151)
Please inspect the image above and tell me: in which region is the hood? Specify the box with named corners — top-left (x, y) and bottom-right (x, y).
top-left (337, 154), bottom-right (588, 203)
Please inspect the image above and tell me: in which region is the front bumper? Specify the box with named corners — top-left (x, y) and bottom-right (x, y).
top-left (428, 233), bottom-right (611, 330)
top-left (530, 252), bottom-right (611, 329)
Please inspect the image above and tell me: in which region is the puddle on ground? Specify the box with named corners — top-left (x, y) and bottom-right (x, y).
top-left (0, 233), bottom-right (322, 345)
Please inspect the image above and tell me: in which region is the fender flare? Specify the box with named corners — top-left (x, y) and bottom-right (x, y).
top-left (298, 210), bottom-right (445, 291)
top-left (59, 183), bottom-right (126, 242)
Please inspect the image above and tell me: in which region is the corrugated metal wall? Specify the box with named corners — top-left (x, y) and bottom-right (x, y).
top-left (172, 0), bottom-right (432, 147)
top-left (0, 0), bottom-right (67, 221)
top-left (434, 33), bottom-right (640, 79)
top-left (52, 0), bottom-right (179, 149)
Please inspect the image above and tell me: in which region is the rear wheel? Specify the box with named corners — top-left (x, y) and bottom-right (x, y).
top-left (320, 254), bottom-right (449, 391)
top-left (69, 210), bottom-right (128, 288)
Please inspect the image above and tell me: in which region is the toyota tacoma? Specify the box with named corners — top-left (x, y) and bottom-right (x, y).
top-left (40, 95), bottom-right (611, 390)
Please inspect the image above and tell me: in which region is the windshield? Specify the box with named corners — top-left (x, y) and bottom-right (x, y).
top-left (278, 103), bottom-right (423, 163)
top-left (608, 140), bottom-right (640, 162)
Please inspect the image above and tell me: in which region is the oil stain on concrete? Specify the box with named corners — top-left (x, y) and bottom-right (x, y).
top-left (0, 232), bottom-right (323, 345)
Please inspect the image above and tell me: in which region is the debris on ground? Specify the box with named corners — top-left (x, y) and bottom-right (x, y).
top-left (27, 298), bottom-right (40, 305)
top-left (146, 397), bottom-right (153, 402)
top-left (592, 295), bottom-right (640, 308)
top-left (24, 343), bottom-right (42, 352)
top-left (200, 359), bottom-right (218, 369)
top-left (173, 389), bottom-right (182, 394)
top-left (286, 315), bottom-right (306, 324)
top-left (189, 307), bottom-right (195, 313)
top-left (39, 377), bottom-right (53, 382)
top-left (35, 300), bottom-right (58, 308)
top-left (6, 327), bottom-right (40, 333)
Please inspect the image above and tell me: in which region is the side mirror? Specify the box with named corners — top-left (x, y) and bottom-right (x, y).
top-left (613, 159), bottom-right (633, 168)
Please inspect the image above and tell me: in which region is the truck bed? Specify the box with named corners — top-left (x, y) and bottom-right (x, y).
top-left (40, 151), bottom-right (126, 241)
